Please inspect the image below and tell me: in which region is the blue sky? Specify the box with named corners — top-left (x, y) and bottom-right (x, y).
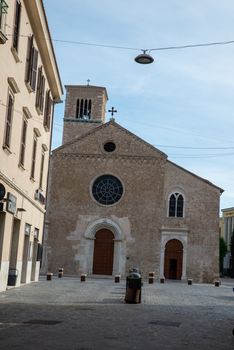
top-left (43, 0), bottom-right (234, 211)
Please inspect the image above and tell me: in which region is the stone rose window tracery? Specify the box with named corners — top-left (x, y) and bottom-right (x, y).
top-left (92, 175), bottom-right (123, 205)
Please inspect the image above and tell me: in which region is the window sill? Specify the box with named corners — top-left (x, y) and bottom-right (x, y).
top-left (11, 47), bottom-right (20, 63)
top-left (36, 106), bottom-right (43, 115)
top-left (25, 81), bottom-right (34, 94)
top-left (0, 31), bottom-right (7, 44)
top-left (2, 145), bottom-right (12, 154)
top-left (18, 163), bottom-right (26, 171)
top-left (167, 216), bottom-right (185, 219)
top-left (43, 125), bottom-right (50, 132)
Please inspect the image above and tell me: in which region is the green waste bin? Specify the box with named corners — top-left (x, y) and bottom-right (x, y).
top-left (125, 268), bottom-right (142, 304)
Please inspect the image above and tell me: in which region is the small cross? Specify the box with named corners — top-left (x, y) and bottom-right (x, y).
top-left (87, 79), bottom-right (90, 86)
top-left (108, 106), bottom-right (117, 117)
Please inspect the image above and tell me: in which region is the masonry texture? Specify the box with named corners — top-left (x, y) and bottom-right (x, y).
top-left (43, 85), bottom-right (222, 283)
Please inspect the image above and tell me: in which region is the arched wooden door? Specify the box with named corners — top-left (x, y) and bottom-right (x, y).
top-left (164, 239), bottom-right (183, 280)
top-left (92, 229), bottom-right (114, 275)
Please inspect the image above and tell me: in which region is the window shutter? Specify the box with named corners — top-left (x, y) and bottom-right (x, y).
top-left (31, 136), bottom-right (37, 179)
top-left (40, 75), bottom-right (45, 112)
top-left (44, 90), bottom-right (52, 130)
top-left (19, 118), bottom-right (27, 166)
top-left (31, 48), bottom-right (38, 91)
top-left (5, 94), bottom-right (14, 147)
top-left (35, 67), bottom-right (42, 108)
top-left (13, 1), bottom-right (21, 51)
top-left (25, 35), bottom-right (33, 83)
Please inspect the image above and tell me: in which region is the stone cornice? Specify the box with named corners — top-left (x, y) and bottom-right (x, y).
top-left (24, 0), bottom-right (63, 101)
top-left (53, 152), bottom-right (164, 162)
top-left (64, 118), bottom-right (102, 124)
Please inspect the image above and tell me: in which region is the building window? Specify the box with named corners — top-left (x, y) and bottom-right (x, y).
top-left (3, 90), bottom-right (14, 149)
top-left (44, 90), bottom-right (52, 131)
top-left (25, 223), bottom-right (31, 236)
top-left (76, 98), bottom-right (92, 119)
top-left (25, 35), bottom-right (38, 92)
top-left (19, 116), bottom-right (27, 167)
top-left (30, 134), bottom-right (37, 180)
top-left (12, 0), bottom-right (21, 52)
top-left (168, 193), bottom-right (184, 218)
top-left (0, 0), bottom-right (8, 44)
top-left (103, 142), bottom-right (116, 153)
top-left (39, 150), bottom-right (45, 189)
top-left (92, 174), bottom-right (123, 205)
top-left (35, 66), bottom-right (45, 113)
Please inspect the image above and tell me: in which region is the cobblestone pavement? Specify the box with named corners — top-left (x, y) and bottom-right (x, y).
top-left (0, 276), bottom-right (234, 349)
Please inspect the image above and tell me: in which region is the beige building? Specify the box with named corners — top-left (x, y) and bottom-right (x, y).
top-left (0, 0), bottom-right (62, 291)
top-left (43, 85), bottom-right (223, 283)
top-left (220, 207), bottom-right (234, 274)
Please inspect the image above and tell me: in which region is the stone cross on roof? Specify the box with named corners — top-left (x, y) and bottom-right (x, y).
top-left (108, 106), bottom-right (117, 121)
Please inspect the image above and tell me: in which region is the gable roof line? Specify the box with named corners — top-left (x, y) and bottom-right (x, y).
top-left (53, 120), bottom-right (168, 158)
top-left (168, 160), bottom-right (224, 193)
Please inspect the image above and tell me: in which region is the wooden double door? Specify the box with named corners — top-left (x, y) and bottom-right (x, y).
top-left (164, 239), bottom-right (183, 280)
top-left (92, 229), bottom-right (114, 275)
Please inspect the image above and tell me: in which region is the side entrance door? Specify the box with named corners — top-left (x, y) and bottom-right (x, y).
top-left (164, 239), bottom-right (183, 280)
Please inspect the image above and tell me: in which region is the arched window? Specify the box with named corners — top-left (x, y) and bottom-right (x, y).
top-left (76, 99), bottom-right (80, 118)
top-left (88, 99), bottom-right (92, 117)
top-left (84, 99), bottom-right (88, 117)
top-left (76, 99), bottom-right (92, 119)
top-left (168, 193), bottom-right (184, 217)
top-left (79, 99), bottom-right (84, 118)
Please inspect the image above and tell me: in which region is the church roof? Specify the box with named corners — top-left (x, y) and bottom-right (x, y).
top-left (168, 160), bottom-right (224, 193)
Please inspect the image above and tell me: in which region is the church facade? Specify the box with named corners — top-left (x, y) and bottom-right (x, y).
top-left (43, 85), bottom-right (222, 283)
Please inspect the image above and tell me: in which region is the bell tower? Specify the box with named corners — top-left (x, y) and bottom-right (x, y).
top-left (62, 84), bottom-right (108, 144)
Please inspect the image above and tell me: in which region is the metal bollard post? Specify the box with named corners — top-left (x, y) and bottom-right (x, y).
top-left (58, 268), bottom-right (64, 278)
top-left (148, 272), bottom-right (155, 284)
top-left (80, 273), bottom-right (87, 282)
top-left (46, 272), bottom-right (53, 281)
top-left (115, 275), bottom-right (121, 283)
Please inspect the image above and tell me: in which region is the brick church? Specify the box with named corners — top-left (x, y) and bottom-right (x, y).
top-left (42, 85), bottom-right (223, 283)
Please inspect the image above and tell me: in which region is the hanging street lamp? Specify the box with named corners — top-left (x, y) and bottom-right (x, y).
top-left (134, 50), bottom-right (154, 64)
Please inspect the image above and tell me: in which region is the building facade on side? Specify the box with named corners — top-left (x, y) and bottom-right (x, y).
top-left (0, 0), bottom-right (62, 292)
top-left (43, 85), bottom-right (223, 283)
top-left (220, 207), bottom-right (234, 275)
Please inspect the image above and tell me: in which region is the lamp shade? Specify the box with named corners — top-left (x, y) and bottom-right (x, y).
top-left (135, 52), bottom-right (154, 64)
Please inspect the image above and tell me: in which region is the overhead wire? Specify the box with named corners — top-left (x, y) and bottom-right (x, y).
top-left (5, 33), bottom-right (234, 52)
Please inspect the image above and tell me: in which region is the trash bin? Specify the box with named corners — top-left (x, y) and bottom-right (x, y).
top-left (125, 268), bottom-right (142, 304)
top-left (7, 269), bottom-right (18, 286)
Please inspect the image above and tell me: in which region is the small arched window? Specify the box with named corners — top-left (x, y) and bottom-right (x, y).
top-left (168, 193), bottom-right (184, 218)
